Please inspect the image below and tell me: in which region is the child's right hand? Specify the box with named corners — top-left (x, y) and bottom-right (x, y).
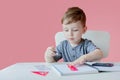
top-left (44, 46), bottom-right (56, 62)
top-left (45, 46), bottom-right (56, 57)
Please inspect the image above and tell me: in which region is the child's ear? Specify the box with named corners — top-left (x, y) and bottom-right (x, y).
top-left (83, 26), bottom-right (87, 34)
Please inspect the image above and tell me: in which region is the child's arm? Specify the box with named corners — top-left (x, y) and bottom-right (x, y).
top-left (70, 49), bottom-right (104, 65)
top-left (84, 49), bottom-right (103, 62)
top-left (44, 46), bottom-right (56, 63)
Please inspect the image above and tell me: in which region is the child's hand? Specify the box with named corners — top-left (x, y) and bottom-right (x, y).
top-left (44, 46), bottom-right (56, 62)
top-left (69, 55), bottom-right (86, 66)
top-left (45, 46), bottom-right (56, 57)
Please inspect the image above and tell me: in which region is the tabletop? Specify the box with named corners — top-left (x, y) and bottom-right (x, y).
top-left (0, 62), bottom-right (120, 80)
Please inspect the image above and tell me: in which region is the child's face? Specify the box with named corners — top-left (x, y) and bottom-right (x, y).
top-left (62, 21), bottom-right (86, 45)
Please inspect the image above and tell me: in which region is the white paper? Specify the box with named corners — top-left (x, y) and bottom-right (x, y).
top-left (35, 65), bottom-right (50, 71)
top-left (51, 64), bottom-right (98, 76)
top-left (95, 65), bottom-right (120, 72)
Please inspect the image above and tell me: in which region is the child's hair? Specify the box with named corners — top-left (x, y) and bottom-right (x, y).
top-left (61, 7), bottom-right (86, 27)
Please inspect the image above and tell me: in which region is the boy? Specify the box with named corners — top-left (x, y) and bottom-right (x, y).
top-left (44, 7), bottom-right (103, 65)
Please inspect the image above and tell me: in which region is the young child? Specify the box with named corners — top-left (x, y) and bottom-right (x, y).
top-left (44, 7), bottom-right (103, 66)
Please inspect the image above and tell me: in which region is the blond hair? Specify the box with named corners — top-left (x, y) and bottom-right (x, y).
top-left (61, 7), bottom-right (86, 27)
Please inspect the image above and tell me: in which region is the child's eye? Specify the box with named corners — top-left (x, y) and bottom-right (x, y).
top-left (64, 30), bottom-right (68, 32)
top-left (73, 30), bottom-right (78, 31)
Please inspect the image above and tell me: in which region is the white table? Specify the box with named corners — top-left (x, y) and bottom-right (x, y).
top-left (0, 62), bottom-right (120, 80)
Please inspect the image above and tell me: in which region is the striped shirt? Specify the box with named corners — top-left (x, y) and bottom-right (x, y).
top-left (54, 39), bottom-right (98, 62)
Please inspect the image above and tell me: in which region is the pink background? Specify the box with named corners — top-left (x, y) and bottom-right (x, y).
top-left (0, 0), bottom-right (120, 69)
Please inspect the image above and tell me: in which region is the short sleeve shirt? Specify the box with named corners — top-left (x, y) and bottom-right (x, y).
top-left (54, 39), bottom-right (98, 62)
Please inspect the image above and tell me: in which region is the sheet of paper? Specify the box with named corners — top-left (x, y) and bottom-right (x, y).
top-left (95, 65), bottom-right (120, 72)
top-left (35, 65), bottom-right (50, 71)
top-left (51, 64), bottom-right (98, 76)
top-left (32, 65), bottom-right (50, 76)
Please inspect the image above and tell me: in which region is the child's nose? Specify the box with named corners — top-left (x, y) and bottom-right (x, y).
top-left (68, 31), bottom-right (73, 36)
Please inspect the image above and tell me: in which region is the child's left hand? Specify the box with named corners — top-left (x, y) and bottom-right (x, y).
top-left (69, 55), bottom-right (86, 66)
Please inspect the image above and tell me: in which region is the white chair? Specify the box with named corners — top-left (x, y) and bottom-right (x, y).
top-left (55, 30), bottom-right (110, 57)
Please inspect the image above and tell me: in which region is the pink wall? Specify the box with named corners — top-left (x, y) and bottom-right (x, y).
top-left (0, 0), bottom-right (120, 69)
